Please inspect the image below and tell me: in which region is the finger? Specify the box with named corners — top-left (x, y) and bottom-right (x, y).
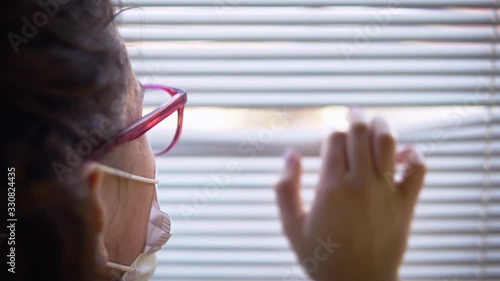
top-left (370, 117), bottom-right (396, 179)
top-left (320, 131), bottom-right (348, 186)
top-left (275, 148), bottom-right (305, 247)
top-left (347, 107), bottom-right (374, 177)
top-left (396, 147), bottom-right (412, 164)
top-left (397, 146), bottom-right (427, 203)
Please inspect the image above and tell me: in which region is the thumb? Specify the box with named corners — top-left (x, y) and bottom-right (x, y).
top-left (397, 146), bottom-right (427, 203)
top-left (275, 148), bottom-right (305, 247)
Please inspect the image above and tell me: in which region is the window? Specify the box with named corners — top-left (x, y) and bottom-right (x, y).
top-left (118, 1), bottom-right (499, 280)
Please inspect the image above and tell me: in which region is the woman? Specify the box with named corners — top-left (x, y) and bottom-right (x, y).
top-left (2, 1), bottom-right (426, 281)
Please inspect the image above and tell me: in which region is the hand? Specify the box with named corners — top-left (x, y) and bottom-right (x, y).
top-left (275, 108), bottom-right (427, 281)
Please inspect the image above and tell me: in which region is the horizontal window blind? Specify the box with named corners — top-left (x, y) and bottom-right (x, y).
top-left (117, 1), bottom-right (499, 280)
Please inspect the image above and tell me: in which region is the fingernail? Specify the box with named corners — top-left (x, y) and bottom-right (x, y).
top-left (383, 118), bottom-right (398, 140)
top-left (347, 106), bottom-right (364, 121)
top-left (410, 147), bottom-right (425, 165)
top-left (347, 106), bottom-right (355, 117)
top-left (283, 147), bottom-right (295, 164)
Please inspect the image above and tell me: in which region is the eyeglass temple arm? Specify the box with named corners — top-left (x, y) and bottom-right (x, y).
top-left (88, 92), bottom-right (186, 160)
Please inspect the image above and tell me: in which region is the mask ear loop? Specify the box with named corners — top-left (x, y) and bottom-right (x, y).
top-left (93, 163), bottom-right (159, 184)
top-left (106, 261), bottom-right (136, 273)
top-left (92, 163), bottom-right (159, 274)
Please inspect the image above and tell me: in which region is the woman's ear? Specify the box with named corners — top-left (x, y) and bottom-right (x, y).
top-left (80, 162), bottom-right (108, 264)
top-left (81, 162), bottom-right (105, 232)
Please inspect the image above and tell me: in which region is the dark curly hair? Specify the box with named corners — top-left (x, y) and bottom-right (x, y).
top-left (1, 1), bottom-right (129, 280)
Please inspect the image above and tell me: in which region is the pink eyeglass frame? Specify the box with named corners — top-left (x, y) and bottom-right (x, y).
top-left (89, 84), bottom-right (187, 160)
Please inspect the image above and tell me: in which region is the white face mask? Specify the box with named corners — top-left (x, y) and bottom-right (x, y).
top-left (94, 163), bottom-right (171, 281)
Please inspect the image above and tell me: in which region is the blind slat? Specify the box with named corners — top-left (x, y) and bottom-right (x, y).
top-left (155, 157), bottom-right (500, 172)
top-left (145, 92), bottom-right (500, 107)
top-left (138, 75), bottom-right (499, 91)
top-left (120, 25), bottom-right (498, 42)
top-left (128, 43), bottom-right (500, 59)
top-left (133, 60), bottom-right (500, 75)
top-left (159, 235), bottom-right (500, 251)
top-left (155, 250), bottom-right (500, 265)
top-left (118, 0), bottom-right (496, 8)
top-left (159, 189), bottom-right (500, 204)
top-left (121, 7), bottom-right (495, 25)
